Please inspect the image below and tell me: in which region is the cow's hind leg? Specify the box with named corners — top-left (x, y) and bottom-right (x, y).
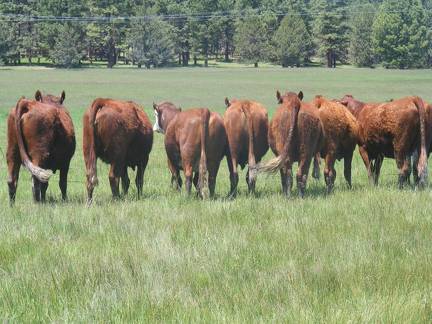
top-left (32, 176), bottom-right (42, 202)
top-left (324, 153), bottom-right (336, 194)
top-left (280, 163), bottom-right (293, 197)
top-left (59, 163), bottom-right (70, 200)
top-left (246, 168), bottom-right (256, 194)
top-left (297, 158), bottom-right (312, 198)
top-left (359, 146), bottom-right (374, 184)
top-left (7, 160), bottom-right (20, 205)
top-left (396, 152), bottom-right (410, 189)
top-left (40, 182), bottom-right (48, 203)
top-left (208, 162), bottom-right (221, 198)
top-left (109, 163), bottom-right (122, 199)
top-left (183, 164), bottom-right (193, 195)
top-left (227, 157), bottom-right (239, 198)
top-left (121, 168), bottom-right (130, 196)
top-left (312, 153), bottom-right (321, 180)
top-left (135, 155), bottom-right (149, 198)
top-left (372, 155), bottom-right (383, 185)
top-left (344, 150), bottom-right (354, 189)
top-left (168, 159), bottom-right (182, 190)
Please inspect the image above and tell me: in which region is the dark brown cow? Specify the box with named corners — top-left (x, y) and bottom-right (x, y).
top-left (340, 94), bottom-right (428, 188)
top-left (311, 95), bottom-right (359, 192)
top-left (6, 90), bottom-right (75, 204)
top-left (153, 102), bottom-right (227, 198)
top-left (224, 98), bottom-right (269, 196)
top-left (255, 90), bottom-right (324, 197)
top-left (83, 99), bottom-right (153, 203)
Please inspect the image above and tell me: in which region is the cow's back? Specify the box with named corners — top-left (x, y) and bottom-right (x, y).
top-left (269, 105), bottom-right (291, 157)
top-left (358, 97), bottom-right (421, 158)
top-left (318, 101), bottom-right (359, 157)
top-left (224, 104), bottom-right (249, 167)
top-left (16, 104), bottom-right (75, 169)
top-left (86, 101), bottom-right (139, 164)
top-left (166, 109), bottom-right (226, 172)
top-left (225, 100), bottom-right (269, 167)
top-left (208, 112), bottom-right (227, 168)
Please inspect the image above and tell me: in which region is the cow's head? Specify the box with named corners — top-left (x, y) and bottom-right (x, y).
top-left (277, 90), bottom-right (304, 104)
top-left (35, 90), bottom-right (66, 106)
top-left (339, 94), bottom-right (365, 118)
top-left (340, 94), bottom-right (354, 107)
top-left (153, 101), bottom-right (181, 134)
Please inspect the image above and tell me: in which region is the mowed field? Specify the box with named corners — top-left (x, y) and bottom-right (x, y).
top-left (0, 66), bottom-right (432, 322)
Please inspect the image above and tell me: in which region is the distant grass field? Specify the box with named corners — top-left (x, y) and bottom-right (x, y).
top-left (0, 66), bottom-right (432, 322)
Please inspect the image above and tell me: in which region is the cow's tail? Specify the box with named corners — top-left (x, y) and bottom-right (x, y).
top-left (414, 96), bottom-right (428, 187)
top-left (254, 103), bottom-right (300, 174)
top-left (198, 108), bottom-right (210, 199)
top-left (240, 105), bottom-right (258, 183)
top-left (15, 98), bottom-right (52, 182)
top-left (86, 99), bottom-right (105, 188)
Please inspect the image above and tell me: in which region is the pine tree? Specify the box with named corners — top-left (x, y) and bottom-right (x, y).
top-left (234, 13), bottom-right (270, 67)
top-left (127, 18), bottom-right (175, 68)
top-left (348, 4), bottom-right (376, 67)
top-left (49, 23), bottom-right (85, 68)
top-left (373, 0), bottom-right (430, 68)
top-left (273, 14), bottom-right (312, 67)
top-left (312, 0), bottom-right (350, 68)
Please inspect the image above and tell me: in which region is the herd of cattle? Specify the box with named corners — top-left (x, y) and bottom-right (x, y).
top-left (5, 89), bottom-right (431, 205)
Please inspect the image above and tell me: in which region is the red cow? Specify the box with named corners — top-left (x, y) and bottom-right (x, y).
top-left (153, 102), bottom-right (227, 198)
top-left (6, 90), bottom-right (75, 204)
top-left (340, 95), bottom-right (428, 188)
top-left (83, 99), bottom-right (153, 203)
top-left (256, 90), bottom-right (324, 197)
top-left (224, 98), bottom-right (269, 196)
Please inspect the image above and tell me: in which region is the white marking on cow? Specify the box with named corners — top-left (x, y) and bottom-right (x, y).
top-left (153, 110), bottom-right (164, 134)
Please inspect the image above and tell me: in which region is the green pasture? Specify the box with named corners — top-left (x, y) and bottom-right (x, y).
top-left (0, 66), bottom-right (431, 322)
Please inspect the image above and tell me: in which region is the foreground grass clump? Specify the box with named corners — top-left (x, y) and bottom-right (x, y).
top-left (0, 66), bottom-right (431, 322)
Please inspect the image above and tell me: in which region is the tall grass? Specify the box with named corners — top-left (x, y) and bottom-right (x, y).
top-left (0, 66), bottom-right (431, 322)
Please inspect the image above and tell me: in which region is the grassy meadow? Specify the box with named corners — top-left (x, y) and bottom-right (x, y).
top-left (0, 66), bottom-right (432, 322)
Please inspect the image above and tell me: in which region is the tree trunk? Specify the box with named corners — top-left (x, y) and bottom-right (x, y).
top-left (193, 55), bottom-right (197, 66)
top-left (224, 41), bottom-right (229, 62)
top-left (178, 53), bottom-right (182, 65)
top-left (107, 36), bottom-right (116, 68)
top-left (254, 62), bottom-right (258, 68)
top-left (326, 51), bottom-right (332, 68)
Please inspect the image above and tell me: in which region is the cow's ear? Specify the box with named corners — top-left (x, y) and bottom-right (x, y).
top-left (225, 97), bottom-right (230, 108)
top-left (35, 90), bottom-right (42, 102)
top-left (276, 90), bottom-right (282, 103)
top-left (298, 91), bottom-right (304, 101)
top-left (153, 102), bottom-right (158, 112)
top-left (60, 91), bottom-right (65, 104)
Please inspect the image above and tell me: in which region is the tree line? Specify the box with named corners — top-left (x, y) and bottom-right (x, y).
top-left (0, 0), bottom-right (431, 69)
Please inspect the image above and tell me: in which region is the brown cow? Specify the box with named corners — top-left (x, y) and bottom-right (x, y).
top-left (6, 90), bottom-right (75, 204)
top-left (224, 98), bottom-right (269, 197)
top-left (311, 95), bottom-right (359, 193)
top-left (255, 90), bottom-right (324, 197)
top-left (153, 102), bottom-right (227, 198)
top-left (340, 95), bottom-right (428, 188)
top-left (83, 99), bottom-right (153, 203)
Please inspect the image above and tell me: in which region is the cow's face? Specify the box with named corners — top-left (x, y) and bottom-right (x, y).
top-left (153, 103), bottom-right (165, 134)
top-left (153, 102), bottom-right (181, 134)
